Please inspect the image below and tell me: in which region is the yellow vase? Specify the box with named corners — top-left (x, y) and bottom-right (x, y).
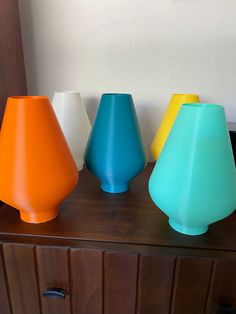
top-left (151, 94), bottom-right (200, 160)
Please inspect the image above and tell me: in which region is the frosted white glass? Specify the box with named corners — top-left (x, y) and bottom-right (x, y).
top-left (52, 91), bottom-right (91, 171)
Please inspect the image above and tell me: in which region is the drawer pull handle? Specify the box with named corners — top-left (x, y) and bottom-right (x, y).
top-left (217, 305), bottom-right (236, 314)
top-left (42, 288), bottom-right (66, 299)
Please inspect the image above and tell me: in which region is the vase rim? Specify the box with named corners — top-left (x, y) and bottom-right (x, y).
top-left (9, 96), bottom-right (48, 100)
top-left (102, 93), bottom-right (131, 97)
top-left (182, 103), bottom-right (222, 109)
top-left (54, 91), bottom-right (81, 94)
top-left (172, 93), bottom-right (199, 97)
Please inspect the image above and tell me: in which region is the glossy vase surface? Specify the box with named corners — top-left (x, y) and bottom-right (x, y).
top-left (84, 93), bottom-right (147, 193)
top-left (0, 96), bottom-right (78, 223)
top-left (151, 94), bottom-right (200, 160)
top-left (52, 91), bottom-right (91, 171)
top-left (149, 103), bottom-right (236, 235)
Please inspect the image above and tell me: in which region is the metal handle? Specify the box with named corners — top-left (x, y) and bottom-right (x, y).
top-left (217, 305), bottom-right (236, 314)
top-left (42, 288), bottom-right (66, 299)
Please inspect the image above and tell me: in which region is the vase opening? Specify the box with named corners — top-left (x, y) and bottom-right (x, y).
top-left (169, 219), bottom-right (208, 236)
top-left (20, 207), bottom-right (60, 224)
top-left (54, 91), bottom-right (80, 94)
top-left (101, 182), bottom-right (129, 193)
top-left (183, 103), bottom-right (222, 109)
top-left (173, 94), bottom-right (199, 97)
top-left (10, 96), bottom-right (48, 100)
top-left (102, 93), bottom-right (131, 97)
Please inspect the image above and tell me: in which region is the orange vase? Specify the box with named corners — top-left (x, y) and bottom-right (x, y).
top-left (0, 96), bottom-right (78, 223)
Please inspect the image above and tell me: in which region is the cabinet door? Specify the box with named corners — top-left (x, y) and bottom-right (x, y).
top-left (0, 246), bottom-right (11, 314)
top-left (206, 259), bottom-right (236, 313)
top-left (170, 256), bottom-right (213, 314)
top-left (3, 243), bottom-right (40, 314)
top-left (70, 248), bottom-right (103, 314)
top-left (104, 251), bottom-right (138, 314)
top-left (138, 254), bottom-right (176, 314)
top-left (36, 246), bottom-right (71, 314)
top-left (137, 254), bottom-right (213, 314)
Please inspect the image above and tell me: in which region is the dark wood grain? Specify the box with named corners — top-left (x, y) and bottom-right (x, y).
top-left (0, 246), bottom-right (11, 314)
top-left (104, 251), bottom-right (138, 314)
top-left (170, 256), bottom-right (213, 314)
top-left (36, 246), bottom-right (70, 314)
top-left (70, 248), bottom-right (103, 314)
top-left (3, 243), bottom-right (40, 314)
top-left (138, 254), bottom-right (176, 314)
top-left (1, 233), bottom-right (236, 260)
top-left (206, 259), bottom-right (236, 314)
top-left (0, 0), bottom-right (27, 125)
top-left (1, 164), bottom-right (236, 253)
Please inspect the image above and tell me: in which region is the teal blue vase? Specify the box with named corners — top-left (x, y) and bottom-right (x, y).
top-left (84, 93), bottom-right (147, 193)
top-left (149, 103), bottom-right (236, 236)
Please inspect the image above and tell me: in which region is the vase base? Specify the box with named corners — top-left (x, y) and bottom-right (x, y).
top-left (77, 163), bottom-right (84, 171)
top-left (20, 207), bottom-right (60, 224)
top-left (101, 183), bottom-right (129, 193)
top-left (169, 219), bottom-right (208, 236)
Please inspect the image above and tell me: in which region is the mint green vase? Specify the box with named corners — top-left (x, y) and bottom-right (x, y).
top-left (149, 103), bottom-right (236, 236)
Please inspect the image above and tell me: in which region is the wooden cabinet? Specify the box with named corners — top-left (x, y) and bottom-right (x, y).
top-left (0, 249), bottom-right (11, 314)
top-left (3, 243), bottom-right (40, 314)
top-left (1, 164), bottom-right (236, 314)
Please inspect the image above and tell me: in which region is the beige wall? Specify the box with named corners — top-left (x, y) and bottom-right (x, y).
top-left (19, 0), bottom-right (236, 159)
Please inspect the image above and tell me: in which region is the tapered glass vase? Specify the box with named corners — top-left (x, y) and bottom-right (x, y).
top-left (84, 93), bottom-right (147, 193)
top-left (0, 96), bottom-right (78, 223)
top-left (149, 103), bottom-right (236, 235)
top-left (52, 91), bottom-right (91, 171)
top-left (151, 94), bottom-right (200, 160)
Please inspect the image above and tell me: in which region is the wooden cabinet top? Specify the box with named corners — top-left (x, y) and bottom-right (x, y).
top-left (0, 163), bottom-right (236, 253)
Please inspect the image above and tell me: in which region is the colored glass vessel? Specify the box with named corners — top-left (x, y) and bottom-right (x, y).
top-left (151, 94), bottom-right (200, 160)
top-left (52, 91), bottom-right (91, 171)
top-left (149, 103), bottom-right (236, 235)
top-left (84, 93), bottom-right (147, 193)
top-left (0, 96), bottom-right (78, 223)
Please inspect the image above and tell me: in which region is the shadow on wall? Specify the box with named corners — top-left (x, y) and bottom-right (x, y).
top-left (84, 97), bottom-right (99, 125)
top-left (137, 103), bottom-right (163, 161)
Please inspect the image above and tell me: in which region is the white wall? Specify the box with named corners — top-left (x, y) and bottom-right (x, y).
top-left (19, 0), bottom-right (236, 159)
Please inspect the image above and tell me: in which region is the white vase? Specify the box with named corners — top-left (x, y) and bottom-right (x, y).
top-left (52, 91), bottom-right (91, 171)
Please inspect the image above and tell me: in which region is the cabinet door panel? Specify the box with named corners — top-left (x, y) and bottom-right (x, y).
top-left (70, 249), bottom-right (103, 314)
top-left (36, 246), bottom-right (70, 314)
top-left (0, 247), bottom-right (11, 314)
top-left (138, 254), bottom-right (175, 314)
top-left (104, 251), bottom-right (138, 314)
top-left (171, 256), bottom-right (213, 314)
top-left (3, 243), bottom-right (40, 314)
top-left (206, 259), bottom-right (236, 313)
